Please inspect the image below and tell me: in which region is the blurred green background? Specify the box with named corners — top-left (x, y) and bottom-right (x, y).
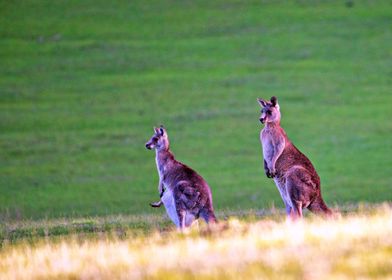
top-left (1, 0), bottom-right (391, 220)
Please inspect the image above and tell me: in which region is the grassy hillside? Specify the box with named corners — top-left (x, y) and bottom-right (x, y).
top-left (1, 205), bottom-right (391, 279)
top-left (1, 0), bottom-right (391, 219)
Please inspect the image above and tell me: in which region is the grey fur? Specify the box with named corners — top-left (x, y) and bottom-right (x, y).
top-left (257, 97), bottom-right (332, 219)
top-left (145, 126), bottom-right (217, 229)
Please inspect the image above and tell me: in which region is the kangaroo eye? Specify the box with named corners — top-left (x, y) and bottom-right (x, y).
top-left (267, 110), bottom-right (272, 115)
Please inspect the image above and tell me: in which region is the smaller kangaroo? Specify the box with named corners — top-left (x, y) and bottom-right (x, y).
top-left (258, 96), bottom-right (332, 219)
top-left (145, 126), bottom-right (217, 229)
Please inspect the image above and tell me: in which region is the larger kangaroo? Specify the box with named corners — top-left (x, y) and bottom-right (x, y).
top-left (258, 96), bottom-right (332, 218)
top-left (145, 126), bottom-right (217, 229)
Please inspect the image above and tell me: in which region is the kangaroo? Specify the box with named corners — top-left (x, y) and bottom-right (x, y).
top-left (257, 96), bottom-right (332, 219)
top-left (145, 126), bottom-right (217, 229)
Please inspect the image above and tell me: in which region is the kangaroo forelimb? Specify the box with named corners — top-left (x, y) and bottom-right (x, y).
top-left (269, 138), bottom-right (285, 176)
top-left (264, 159), bottom-right (274, 178)
top-left (150, 200), bottom-right (163, 208)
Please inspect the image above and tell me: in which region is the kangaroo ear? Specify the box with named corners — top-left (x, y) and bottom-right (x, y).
top-left (257, 98), bottom-right (268, 107)
top-left (154, 126), bottom-right (160, 134)
top-left (159, 125), bottom-right (165, 136)
top-left (270, 96), bottom-right (278, 107)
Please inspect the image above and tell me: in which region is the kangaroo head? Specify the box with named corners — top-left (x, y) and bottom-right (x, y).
top-left (145, 125), bottom-right (169, 151)
top-left (257, 96), bottom-right (281, 124)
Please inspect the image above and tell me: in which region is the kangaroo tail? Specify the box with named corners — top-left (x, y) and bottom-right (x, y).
top-left (208, 212), bottom-right (218, 224)
top-left (308, 196), bottom-right (333, 217)
top-left (201, 209), bottom-right (218, 224)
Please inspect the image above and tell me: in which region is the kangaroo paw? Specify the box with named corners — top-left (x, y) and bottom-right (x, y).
top-left (150, 201), bottom-right (162, 208)
top-left (266, 169), bottom-right (276, 178)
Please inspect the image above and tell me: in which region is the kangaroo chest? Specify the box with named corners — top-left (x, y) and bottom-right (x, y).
top-left (156, 155), bottom-right (170, 187)
top-left (261, 127), bottom-right (284, 163)
top-left (156, 151), bottom-right (177, 179)
top-left (156, 160), bottom-right (164, 183)
top-left (261, 136), bottom-right (274, 164)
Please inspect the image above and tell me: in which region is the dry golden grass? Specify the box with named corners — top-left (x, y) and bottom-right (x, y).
top-left (1, 205), bottom-right (391, 279)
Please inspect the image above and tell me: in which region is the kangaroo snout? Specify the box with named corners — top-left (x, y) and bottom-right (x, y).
top-left (259, 117), bottom-right (265, 124)
top-left (145, 143), bottom-right (152, 149)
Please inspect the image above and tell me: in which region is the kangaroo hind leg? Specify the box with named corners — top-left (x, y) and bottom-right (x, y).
top-left (178, 210), bottom-right (186, 230)
top-left (285, 176), bottom-right (304, 219)
top-left (174, 181), bottom-right (197, 230)
top-left (289, 200), bottom-right (302, 220)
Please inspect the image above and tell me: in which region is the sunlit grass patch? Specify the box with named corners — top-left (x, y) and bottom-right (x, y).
top-left (0, 205), bottom-right (391, 279)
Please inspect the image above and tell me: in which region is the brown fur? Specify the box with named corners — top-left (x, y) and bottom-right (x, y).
top-left (146, 126), bottom-right (217, 229)
top-left (258, 97), bottom-right (332, 219)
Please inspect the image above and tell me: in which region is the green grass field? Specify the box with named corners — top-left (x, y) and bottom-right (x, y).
top-left (1, 0), bottom-right (392, 221)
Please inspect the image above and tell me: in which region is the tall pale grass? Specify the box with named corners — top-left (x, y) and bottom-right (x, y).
top-left (1, 205), bottom-right (391, 279)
